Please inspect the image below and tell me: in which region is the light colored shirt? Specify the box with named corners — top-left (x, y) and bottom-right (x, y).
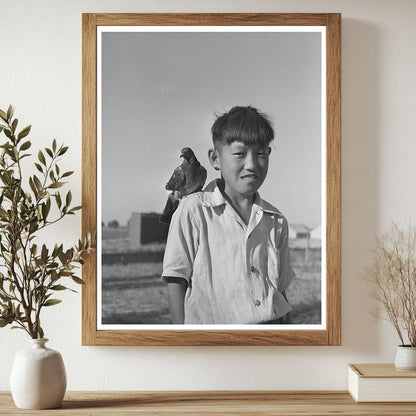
top-left (162, 180), bottom-right (295, 324)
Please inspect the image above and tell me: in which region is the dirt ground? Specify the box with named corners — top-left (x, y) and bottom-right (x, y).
top-left (101, 246), bottom-right (321, 325)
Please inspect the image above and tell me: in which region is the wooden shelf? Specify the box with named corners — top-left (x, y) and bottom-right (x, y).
top-left (2, 391), bottom-right (416, 415)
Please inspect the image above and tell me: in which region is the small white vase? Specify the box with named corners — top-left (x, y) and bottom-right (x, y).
top-left (394, 345), bottom-right (416, 371)
top-left (10, 338), bottom-right (67, 409)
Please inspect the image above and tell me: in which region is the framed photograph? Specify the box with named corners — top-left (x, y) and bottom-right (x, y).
top-left (82, 13), bottom-right (341, 346)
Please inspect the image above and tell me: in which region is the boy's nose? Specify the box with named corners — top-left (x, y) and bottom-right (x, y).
top-left (244, 153), bottom-right (258, 170)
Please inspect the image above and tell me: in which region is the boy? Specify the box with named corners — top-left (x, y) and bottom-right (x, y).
top-left (162, 106), bottom-right (295, 324)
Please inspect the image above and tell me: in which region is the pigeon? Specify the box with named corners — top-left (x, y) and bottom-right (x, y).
top-left (160, 147), bottom-right (207, 224)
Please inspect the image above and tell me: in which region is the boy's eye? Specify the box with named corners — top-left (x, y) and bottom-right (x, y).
top-left (233, 152), bottom-right (245, 157)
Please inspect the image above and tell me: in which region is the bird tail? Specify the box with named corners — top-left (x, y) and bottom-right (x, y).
top-left (159, 194), bottom-right (179, 225)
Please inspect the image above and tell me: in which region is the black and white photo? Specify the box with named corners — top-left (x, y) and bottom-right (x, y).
top-left (81, 13), bottom-right (341, 346)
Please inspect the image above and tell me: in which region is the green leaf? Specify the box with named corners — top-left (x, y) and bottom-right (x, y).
top-left (58, 250), bottom-right (67, 264)
top-left (29, 177), bottom-right (38, 196)
top-left (72, 276), bottom-right (85, 285)
top-left (41, 202), bottom-right (50, 220)
top-left (69, 206), bottom-right (82, 213)
top-left (56, 244), bottom-right (63, 258)
top-left (4, 129), bottom-right (12, 140)
top-left (52, 139), bottom-right (57, 152)
top-left (41, 244), bottom-right (48, 262)
top-left (65, 191), bottom-right (72, 207)
top-left (48, 182), bottom-right (64, 189)
top-left (0, 173), bottom-right (9, 186)
top-left (38, 150), bottom-right (46, 165)
top-left (61, 171), bottom-right (74, 178)
top-left (11, 119), bottom-right (18, 133)
top-left (38, 325), bottom-right (44, 339)
top-left (48, 270), bottom-right (57, 282)
top-left (34, 163), bottom-right (43, 173)
top-left (50, 285), bottom-right (68, 291)
top-left (0, 317), bottom-right (13, 327)
top-left (55, 192), bottom-right (62, 208)
top-left (0, 109), bottom-right (7, 121)
top-left (18, 125), bottom-right (31, 140)
top-left (58, 146), bottom-right (68, 156)
top-left (6, 105), bottom-right (14, 121)
top-left (43, 299), bottom-right (62, 307)
top-left (29, 222), bottom-right (39, 234)
top-left (51, 244), bottom-right (59, 258)
top-left (45, 148), bottom-right (53, 158)
top-left (19, 140), bottom-right (31, 151)
top-left (31, 244), bottom-right (38, 256)
top-left (33, 175), bottom-right (42, 192)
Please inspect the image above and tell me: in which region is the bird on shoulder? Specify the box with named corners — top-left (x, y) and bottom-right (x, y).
top-left (160, 147), bottom-right (207, 225)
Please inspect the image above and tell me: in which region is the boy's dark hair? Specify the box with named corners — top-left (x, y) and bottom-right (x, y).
top-left (211, 106), bottom-right (274, 147)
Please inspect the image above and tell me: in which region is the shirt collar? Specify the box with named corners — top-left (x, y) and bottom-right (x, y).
top-left (202, 179), bottom-right (279, 215)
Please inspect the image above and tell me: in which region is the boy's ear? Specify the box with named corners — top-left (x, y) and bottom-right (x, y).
top-left (208, 148), bottom-right (221, 171)
top-left (267, 146), bottom-right (272, 155)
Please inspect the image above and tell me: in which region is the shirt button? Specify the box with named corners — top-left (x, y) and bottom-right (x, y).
top-left (250, 266), bottom-right (255, 272)
top-left (254, 300), bottom-right (261, 307)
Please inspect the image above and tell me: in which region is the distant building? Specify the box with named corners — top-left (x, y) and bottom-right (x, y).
top-left (289, 224), bottom-right (311, 240)
top-left (310, 224), bottom-right (322, 240)
top-left (128, 212), bottom-right (169, 250)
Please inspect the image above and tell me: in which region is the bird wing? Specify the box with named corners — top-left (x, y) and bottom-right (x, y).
top-left (165, 166), bottom-right (186, 192)
top-left (183, 164), bottom-right (207, 195)
top-left (200, 165), bottom-right (207, 188)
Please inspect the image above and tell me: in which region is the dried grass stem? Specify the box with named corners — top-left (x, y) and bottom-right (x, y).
top-left (363, 224), bottom-right (416, 347)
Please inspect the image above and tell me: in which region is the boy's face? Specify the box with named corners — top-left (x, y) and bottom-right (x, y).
top-left (209, 141), bottom-right (271, 200)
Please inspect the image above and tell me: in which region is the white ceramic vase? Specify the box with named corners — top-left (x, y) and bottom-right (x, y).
top-left (10, 338), bottom-right (67, 409)
top-left (394, 345), bottom-right (416, 371)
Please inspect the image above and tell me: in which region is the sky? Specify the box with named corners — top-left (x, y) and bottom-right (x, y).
top-left (101, 30), bottom-right (323, 229)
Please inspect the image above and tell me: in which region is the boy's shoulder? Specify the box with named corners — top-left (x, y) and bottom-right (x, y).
top-left (257, 197), bottom-right (289, 224)
top-left (179, 180), bottom-right (222, 209)
top-left (177, 191), bottom-right (206, 213)
top-left (258, 197), bottom-right (283, 216)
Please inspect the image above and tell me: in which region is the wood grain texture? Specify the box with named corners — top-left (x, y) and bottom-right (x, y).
top-left (326, 13), bottom-right (342, 346)
top-left (91, 329), bottom-right (328, 347)
top-left (82, 13), bottom-right (98, 346)
top-left (2, 391), bottom-right (416, 415)
top-left (81, 13), bottom-right (342, 346)
top-left (95, 13), bottom-right (330, 26)
top-left (350, 364), bottom-right (416, 378)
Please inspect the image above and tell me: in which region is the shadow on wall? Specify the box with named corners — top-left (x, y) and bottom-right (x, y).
top-left (341, 19), bottom-right (381, 355)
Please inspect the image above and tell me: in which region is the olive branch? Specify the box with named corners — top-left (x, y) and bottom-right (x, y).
top-left (0, 105), bottom-right (95, 338)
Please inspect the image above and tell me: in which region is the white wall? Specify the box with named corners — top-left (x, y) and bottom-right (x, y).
top-left (1, 0), bottom-right (416, 391)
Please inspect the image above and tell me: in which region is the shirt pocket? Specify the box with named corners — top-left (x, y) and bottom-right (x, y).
top-left (266, 246), bottom-right (280, 290)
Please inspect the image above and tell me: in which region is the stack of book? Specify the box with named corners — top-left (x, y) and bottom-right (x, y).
top-left (348, 364), bottom-right (416, 402)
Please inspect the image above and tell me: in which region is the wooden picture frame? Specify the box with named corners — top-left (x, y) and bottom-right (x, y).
top-left (82, 13), bottom-right (341, 346)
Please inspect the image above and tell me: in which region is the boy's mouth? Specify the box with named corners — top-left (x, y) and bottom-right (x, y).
top-left (241, 174), bottom-right (258, 181)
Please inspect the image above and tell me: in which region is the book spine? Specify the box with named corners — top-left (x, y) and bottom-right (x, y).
top-left (347, 366), bottom-right (359, 402)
